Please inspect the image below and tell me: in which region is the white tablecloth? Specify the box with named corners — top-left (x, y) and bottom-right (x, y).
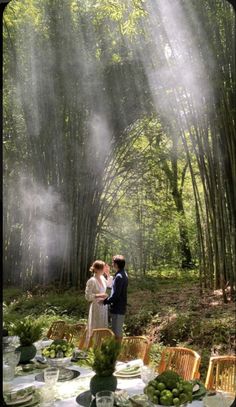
top-left (5, 364), bottom-right (204, 407)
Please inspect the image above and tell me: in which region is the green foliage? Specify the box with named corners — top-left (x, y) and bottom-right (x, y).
top-left (3, 289), bottom-right (88, 320)
top-left (3, 287), bottom-right (24, 305)
top-left (74, 348), bottom-right (95, 369)
top-left (124, 309), bottom-right (153, 336)
top-left (11, 317), bottom-right (43, 346)
top-left (148, 342), bottom-right (165, 368)
top-left (159, 314), bottom-right (193, 345)
top-left (156, 370), bottom-right (182, 389)
top-left (92, 337), bottom-right (121, 377)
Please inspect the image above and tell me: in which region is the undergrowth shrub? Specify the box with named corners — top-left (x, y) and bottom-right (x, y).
top-left (124, 309), bottom-right (153, 336)
top-left (159, 313), bottom-right (195, 345)
top-left (3, 288), bottom-right (24, 305)
top-left (3, 290), bottom-right (88, 328)
top-left (149, 342), bottom-right (165, 368)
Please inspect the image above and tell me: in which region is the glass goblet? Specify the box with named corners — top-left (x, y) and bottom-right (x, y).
top-left (39, 385), bottom-right (56, 407)
top-left (44, 367), bottom-right (59, 385)
top-left (140, 365), bottom-right (156, 384)
top-left (13, 350), bottom-right (21, 366)
top-left (35, 340), bottom-right (43, 356)
top-left (96, 390), bottom-right (114, 407)
top-left (3, 362), bottom-right (15, 382)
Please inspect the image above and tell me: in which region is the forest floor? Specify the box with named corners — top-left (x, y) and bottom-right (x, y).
top-left (3, 268), bottom-right (235, 380)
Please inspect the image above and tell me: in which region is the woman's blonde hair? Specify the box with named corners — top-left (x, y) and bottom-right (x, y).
top-left (89, 260), bottom-right (105, 274)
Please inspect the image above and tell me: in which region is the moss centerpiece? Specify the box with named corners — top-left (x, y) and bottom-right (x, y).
top-left (89, 336), bottom-right (121, 396)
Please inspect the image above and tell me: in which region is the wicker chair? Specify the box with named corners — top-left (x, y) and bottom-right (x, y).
top-left (64, 323), bottom-right (87, 348)
top-left (158, 347), bottom-right (201, 380)
top-left (205, 356), bottom-right (236, 396)
top-left (119, 336), bottom-right (151, 365)
top-left (87, 328), bottom-right (115, 349)
top-left (46, 320), bottom-right (66, 340)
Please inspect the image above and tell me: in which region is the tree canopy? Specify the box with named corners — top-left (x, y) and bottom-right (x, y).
top-left (3, 0), bottom-right (235, 300)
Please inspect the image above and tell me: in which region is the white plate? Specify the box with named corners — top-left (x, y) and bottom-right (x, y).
top-left (114, 370), bottom-right (141, 378)
top-left (5, 394), bottom-right (33, 405)
top-left (20, 393), bottom-right (40, 407)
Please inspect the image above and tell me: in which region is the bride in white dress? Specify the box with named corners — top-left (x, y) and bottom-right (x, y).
top-left (85, 260), bottom-right (113, 345)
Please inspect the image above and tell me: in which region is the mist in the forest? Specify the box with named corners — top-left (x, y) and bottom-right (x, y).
top-left (18, 176), bottom-right (69, 278)
top-left (3, 0), bottom-right (221, 285)
top-left (138, 0), bottom-right (214, 128)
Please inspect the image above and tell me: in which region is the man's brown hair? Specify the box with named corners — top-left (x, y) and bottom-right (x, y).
top-left (113, 255), bottom-right (125, 270)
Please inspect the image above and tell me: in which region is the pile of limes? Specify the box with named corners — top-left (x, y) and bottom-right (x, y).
top-left (42, 339), bottom-right (74, 358)
top-left (144, 370), bottom-right (193, 406)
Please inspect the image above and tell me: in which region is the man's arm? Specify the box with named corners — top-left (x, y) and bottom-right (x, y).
top-left (104, 275), bottom-right (123, 305)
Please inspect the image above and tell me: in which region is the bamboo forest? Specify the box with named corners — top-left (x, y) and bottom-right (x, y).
top-left (2, 0), bottom-right (236, 402)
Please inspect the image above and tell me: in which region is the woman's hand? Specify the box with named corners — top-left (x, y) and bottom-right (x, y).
top-left (95, 293), bottom-right (108, 299)
top-left (104, 264), bottom-right (110, 277)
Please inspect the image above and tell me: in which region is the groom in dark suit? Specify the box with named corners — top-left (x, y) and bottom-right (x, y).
top-left (103, 255), bottom-right (128, 340)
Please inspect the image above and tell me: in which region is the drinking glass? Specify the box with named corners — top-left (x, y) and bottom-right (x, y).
top-left (13, 350), bottom-right (21, 366)
top-left (40, 385), bottom-right (56, 407)
top-left (3, 362), bottom-right (15, 382)
top-left (12, 336), bottom-right (20, 348)
top-left (44, 367), bottom-right (59, 385)
top-left (35, 340), bottom-right (43, 356)
top-left (3, 350), bottom-right (20, 382)
top-left (96, 390), bottom-right (114, 407)
top-left (141, 365), bottom-right (156, 384)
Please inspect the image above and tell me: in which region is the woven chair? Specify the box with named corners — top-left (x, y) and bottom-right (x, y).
top-left (64, 323), bottom-right (87, 348)
top-left (46, 320), bottom-right (66, 340)
top-left (205, 356), bottom-right (236, 396)
top-left (119, 336), bottom-right (151, 365)
top-left (87, 328), bottom-right (115, 349)
top-left (77, 327), bottom-right (88, 350)
top-left (158, 347), bottom-right (201, 380)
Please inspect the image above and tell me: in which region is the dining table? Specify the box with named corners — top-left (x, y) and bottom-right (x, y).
top-left (4, 360), bottom-right (205, 407)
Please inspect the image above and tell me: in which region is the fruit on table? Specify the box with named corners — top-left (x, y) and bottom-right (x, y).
top-left (144, 370), bottom-right (193, 406)
top-left (42, 339), bottom-right (74, 358)
top-left (157, 382), bottom-right (166, 391)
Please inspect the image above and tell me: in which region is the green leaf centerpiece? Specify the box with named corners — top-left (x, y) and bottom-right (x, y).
top-left (90, 336), bottom-right (121, 396)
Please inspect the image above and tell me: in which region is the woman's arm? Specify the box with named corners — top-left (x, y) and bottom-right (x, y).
top-left (106, 275), bottom-right (113, 288)
top-left (96, 293), bottom-right (108, 299)
top-left (85, 279), bottom-right (97, 302)
top-left (104, 264), bottom-right (113, 288)
top-left (85, 278), bottom-right (108, 302)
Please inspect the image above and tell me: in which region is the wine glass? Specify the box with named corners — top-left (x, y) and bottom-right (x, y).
top-left (13, 350), bottom-right (21, 366)
top-left (140, 365), bottom-right (156, 384)
top-left (3, 350), bottom-right (21, 382)
top-left (3, 362), bottom-right (15, 383)
top-left (34, 340), bottom-right (43, 356)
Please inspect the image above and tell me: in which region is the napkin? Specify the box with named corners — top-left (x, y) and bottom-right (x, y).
top-left (115, 359), bottom-right (144, 374)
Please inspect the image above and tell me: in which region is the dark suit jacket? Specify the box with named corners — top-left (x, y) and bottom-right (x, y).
top-left (104, 269), bottom-right (128, 314)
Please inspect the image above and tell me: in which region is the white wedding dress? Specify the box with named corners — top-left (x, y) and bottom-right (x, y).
top-left (85, 275), bottom-right (113, 345)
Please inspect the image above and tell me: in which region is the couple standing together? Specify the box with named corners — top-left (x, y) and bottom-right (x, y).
top-left (85, 254), bottom-right (128, 345)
